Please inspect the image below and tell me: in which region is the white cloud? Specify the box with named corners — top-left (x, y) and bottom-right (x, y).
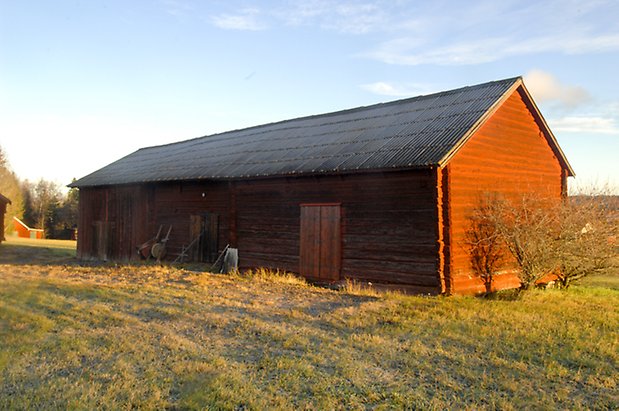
top-left (274, 1), bottom-right (389, 34)
top-left (358, 0), bottom-right (619, 66)
top-left (360, 81), bottom-right (436, 97)
top-left (364, 31), bottom-right (619, 66)
top-left (211, 8), bottom-right (266, 31)
top-left (161, 0), bottom-right (194, 18)
top-left (325, 3), bottom-right (386, 34)
top-left (549, 116), bottom-right (619, 134)
top-left (524, 70), bottom-right (590, 109)
top-left (363, 37), bottom-right (506, 65)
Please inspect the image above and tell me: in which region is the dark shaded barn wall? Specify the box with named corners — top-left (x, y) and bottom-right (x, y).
top-left (234, 170), bottom-right (440, 293)
top-left (0, 197), bottom-right (8, 242)
top-left (443, 89), bottom-right (565, 294)
top-left (77, 182), bottom-right (230, 261)
top-left (77, 186), bottom-right (152, 260)
top-left (77, 169), bottom-right (442, 294)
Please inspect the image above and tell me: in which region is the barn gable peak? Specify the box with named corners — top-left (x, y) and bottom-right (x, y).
top-left (437, 78), bottom-right (574, 176)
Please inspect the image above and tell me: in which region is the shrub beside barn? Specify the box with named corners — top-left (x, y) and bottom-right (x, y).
top-left (70, 77), bottom-right (574, 294)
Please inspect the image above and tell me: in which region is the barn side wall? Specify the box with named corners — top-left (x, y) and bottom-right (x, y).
top-left (0, 202), bottom-right (6, 242)
top-left (77, 170), bottom-right (441, 293)
top-left (77, 182), bottom-right (230, 261)
top-left (233, 170), bottom-right (440, 293)
top-left (445, 88), bottom-right (565, 294)
top-left (77, 185), bottom-right (152, 260)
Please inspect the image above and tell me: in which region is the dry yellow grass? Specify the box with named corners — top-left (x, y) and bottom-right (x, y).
top-left (0, 241), bottom-right (618, 409)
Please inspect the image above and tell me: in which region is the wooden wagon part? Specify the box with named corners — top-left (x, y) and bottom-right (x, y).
top-left (136, 225), bottom-right (163, 259)
top-left (151, 225), bottom-right (173, 263)
top-left (173, 230), bottom-right (205, 264)
top-left (151, 242), bottom-right (166, 261)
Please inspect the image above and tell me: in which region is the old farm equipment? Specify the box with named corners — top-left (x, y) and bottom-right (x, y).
top-left (136, 225), bottom-right (172, 262)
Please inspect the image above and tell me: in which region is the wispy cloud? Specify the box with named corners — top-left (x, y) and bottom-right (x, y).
top-left (208, 1), bottom-right (389, 33)
top-left (161, 0), bottom-right (194, 18)
top-left (524, 70), bottom-right (590, 110)
top-left (360, 81), bottom-right (436, 97)
top-left (203, 1), bottom-right (619, 65)
top-left (274, 1), bottom-right (390, 34)
top-left (361, 0), bottom-right (619, 65)
top-left (522, 69), bottom-right (619, 136)
top-left (364, 31), bottom-right (619, 66)
top-left (211, 8), bottom-right (266, 31)
top-left (549, 116), bottom-right (619, 135)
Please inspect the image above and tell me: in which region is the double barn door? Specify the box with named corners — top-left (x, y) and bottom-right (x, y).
top-left (299, 204), bottom-right (341, 281)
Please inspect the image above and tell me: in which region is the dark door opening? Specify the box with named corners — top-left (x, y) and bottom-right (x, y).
top-left (189, 213), bottom-right (219, 263)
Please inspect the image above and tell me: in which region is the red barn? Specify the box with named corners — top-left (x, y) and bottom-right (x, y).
top-left (0, 193), bottom-right (10, 243)
top-left (13, 217), bottom-right (44, 239)
top-left (70, 77), bottom-right (574, 294)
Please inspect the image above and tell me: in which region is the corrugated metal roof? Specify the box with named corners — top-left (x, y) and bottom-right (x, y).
top-left (71, 77), bottom-right (523, 187)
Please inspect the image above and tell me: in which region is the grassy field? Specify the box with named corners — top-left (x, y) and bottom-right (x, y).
top-left (0, 236), bottom-right (76, 264)
top-left (0, 240), bottom-right (617, 409)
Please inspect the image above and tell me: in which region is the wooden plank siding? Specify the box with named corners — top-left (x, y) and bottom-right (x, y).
top-left (78, 182), bottom-right (230, 262)
top-left (444, 89), bottom-right (565, 294)
top-left (152, 182), bottom-right (229, 261)
top-left (77, 170), bottom-right (442, 293)
top-left (77, 185), bottom-right (151, 260)
top-left (233, 171), bottom-right (440, 293)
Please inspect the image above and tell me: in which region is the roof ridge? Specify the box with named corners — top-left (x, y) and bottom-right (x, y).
top-left (70, 76), bottom-right (526, 187)
top-left (138, 77), bottom-right (522, 152)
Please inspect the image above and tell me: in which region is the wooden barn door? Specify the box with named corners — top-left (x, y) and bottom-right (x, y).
top-left (189, 213), bottom-right (219, 263)
top-left (299, 204), bottom-right (341, 281)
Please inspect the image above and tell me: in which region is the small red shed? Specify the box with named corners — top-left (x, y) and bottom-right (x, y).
top-left (13, 217), bottom-right (44, 239)
top-left (70, 77), bottom-right (574, 294)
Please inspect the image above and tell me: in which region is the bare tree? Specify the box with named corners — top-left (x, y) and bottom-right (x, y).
top-left (468, 189), bottom-right (618, 293)
top-left (466, 195), bottom-right (506, 294)
top-left (487, 195), bottom-right (560, 291)
top-left (553, 193), bottom-right (618, 288)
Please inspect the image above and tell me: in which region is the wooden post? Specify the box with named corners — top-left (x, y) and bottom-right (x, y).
top-left (561, 168), bottom-right (568, 198)
top-left (434, 166), bottom-right (452, 295)
top-left (228, 181), bottom-right (237, 248)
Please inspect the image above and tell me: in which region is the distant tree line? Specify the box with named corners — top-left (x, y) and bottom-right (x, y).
top-left (0, 145), bottom-right (78, 239)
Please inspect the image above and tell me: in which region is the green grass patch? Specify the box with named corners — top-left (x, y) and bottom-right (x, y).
top-left (577, 271), bottom-right (619, 290)
top-left (0, 237), bottom-right (76, 264)
top-left (0, 263), bottom-right (617, 409)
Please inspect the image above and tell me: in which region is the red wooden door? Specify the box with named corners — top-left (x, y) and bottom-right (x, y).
top-left (299, 204), bottom-right (341, 281)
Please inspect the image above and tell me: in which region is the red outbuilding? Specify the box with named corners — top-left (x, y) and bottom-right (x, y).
top-left (70, 77), bottom-right (574, 294)
top-left (13, 217), bottom-right (44, 239)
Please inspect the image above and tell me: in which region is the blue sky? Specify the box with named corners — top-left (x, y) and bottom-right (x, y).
top-left (1, 0), bottom-right (618, 193)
